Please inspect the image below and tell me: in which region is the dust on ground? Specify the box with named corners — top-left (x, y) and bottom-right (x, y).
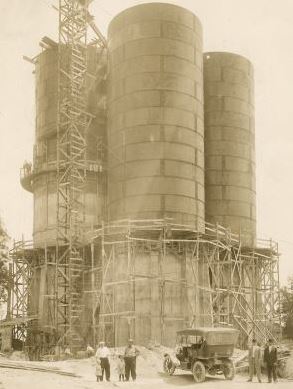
top-left (0, 345), bottom-right (292, 389)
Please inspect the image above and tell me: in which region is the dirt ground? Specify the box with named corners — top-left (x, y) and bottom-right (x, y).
top-left (0, 368), bottom-right (293, 389)
top-left (0, 345), bottom-right (292, 389)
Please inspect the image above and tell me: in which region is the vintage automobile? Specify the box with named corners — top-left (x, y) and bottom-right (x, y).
top-left (163, 327), bottom-right (239, 383)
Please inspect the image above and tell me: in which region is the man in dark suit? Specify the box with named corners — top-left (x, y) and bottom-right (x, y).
top-left (264, 339), bottom-right (278, 383)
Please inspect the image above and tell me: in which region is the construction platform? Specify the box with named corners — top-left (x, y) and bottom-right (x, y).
top-left (2, 219), bottom-right (281, 359)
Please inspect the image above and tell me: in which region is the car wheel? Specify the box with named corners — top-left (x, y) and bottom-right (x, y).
top-left (192, 360), bottom-right (206, 383)
top-left (223, 359), bottom-right (235, 380)
top-left (163, 358), bottom-right (176, 375)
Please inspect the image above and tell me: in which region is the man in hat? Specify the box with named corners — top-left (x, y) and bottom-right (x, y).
top-left (95, 341), bottom-right (111, 381)
top-left (264, 339), bottom-right (278, 383)
top-left (124, 339), bottom-right (139, 381)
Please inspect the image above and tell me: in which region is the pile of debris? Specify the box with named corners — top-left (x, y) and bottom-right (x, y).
top-left (233, 345), bottom-right (292, 378)
top-left (277, 346), bottom-right (293, 378)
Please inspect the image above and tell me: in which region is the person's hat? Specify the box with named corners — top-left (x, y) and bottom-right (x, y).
top-left (128, 338), bottom-right (134, 343)
top-left (99, 341), bottom-right (105, 345)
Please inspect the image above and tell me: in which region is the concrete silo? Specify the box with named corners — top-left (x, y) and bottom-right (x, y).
top-left (20, 45), bottom-right (107, 334)
top-left (101, 3), bottom-right (209, 346)
top-left (107, 2), bottom-right (205, 231)
top-left (21, 45), bottom-right (107, 247)
top-left (204, 52), bottom-right (256, 246)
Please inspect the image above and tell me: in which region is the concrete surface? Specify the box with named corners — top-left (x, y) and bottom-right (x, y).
top-left (204, 52), bottom-right (256, 246)
top-left (101, 244), bottom-right (212, 347)
top-left (32, 46), bottom-right (107, 246)
top-left (107, 3), bottom-right (205, 230)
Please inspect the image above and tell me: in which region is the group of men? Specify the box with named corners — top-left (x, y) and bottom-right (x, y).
top-left (94, 338), bottom-right (139, 382)
top-left (248, 338), bottom-right (278, 383)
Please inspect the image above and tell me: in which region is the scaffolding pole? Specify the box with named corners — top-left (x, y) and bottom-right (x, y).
top-left (55, 0), bottom-right (90, 350)
top-left (7, 220), bottom-right (281, 350)
top-left (93, 219), bottom-right (281, 347)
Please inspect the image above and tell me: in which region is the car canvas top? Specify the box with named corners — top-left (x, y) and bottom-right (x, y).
top-left (176, 327), bottom-right (239, 336)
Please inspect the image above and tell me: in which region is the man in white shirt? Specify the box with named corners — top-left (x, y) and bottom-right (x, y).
top-left (95, 341), bottom-right (111, 381)
top-left (247, 339), bottom-right (262, 382)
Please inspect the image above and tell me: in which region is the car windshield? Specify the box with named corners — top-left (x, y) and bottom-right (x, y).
top-left (176, 331), bottom-right (237, 346)
top-left (176, 334), bottom-right (203, 345)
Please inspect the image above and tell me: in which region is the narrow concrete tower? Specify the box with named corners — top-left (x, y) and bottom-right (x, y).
top-left (204, 52), bottom-right (256, 246)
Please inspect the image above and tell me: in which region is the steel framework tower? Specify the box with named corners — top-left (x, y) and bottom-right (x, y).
top-left (56, 0), bottom-right (91, 350)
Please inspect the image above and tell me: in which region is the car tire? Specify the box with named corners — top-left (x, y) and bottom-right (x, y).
top-left (192, 360), bottom-right (206, 383)
top-left (223, 359), bottom-right (235, 380)
top-left (163, 358), bottom-right (176, 375)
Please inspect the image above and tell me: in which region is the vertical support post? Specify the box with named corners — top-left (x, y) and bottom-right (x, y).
top-left (127, 221), bottom-right (135, 340)
top-left (6, 263), bottom-right (13, 321)
top-left (275, 242), bottom-right (281, 339)
top-left (195, 236), bottom-right (201, 326)
top-left (55, 0), bottom-right (91, 350)
top-left (99, 222), bottom-right (104, 342)
top-left (159, 226), bottom-right (165, 344)
top-left (91, 241), bottom-right (96, 346)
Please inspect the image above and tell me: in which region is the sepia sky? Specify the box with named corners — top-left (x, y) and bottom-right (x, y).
top-left (0, 0), bottom-right (292, 284)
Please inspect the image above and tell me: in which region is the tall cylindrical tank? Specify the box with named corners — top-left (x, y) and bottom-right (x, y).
top-left (204, 52), bottom-right (256, 246)
top-left (107, 3), bottom-right (205, 230)
top-left (31, 45), bottom-right (107, 247)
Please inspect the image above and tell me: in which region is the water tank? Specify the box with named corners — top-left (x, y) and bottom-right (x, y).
top-left (30, 46), bottom-right (107, 247)
top-left (107, 3), bottom-right (205, 230)
top-left (204, 52), bottom-right (256, 246)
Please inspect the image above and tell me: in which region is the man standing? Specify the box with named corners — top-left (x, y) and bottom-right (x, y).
top-left (124, 339), bottom-right (139, 381)
top-left (95, 341), bottom-right (111, 381)
top-left (247, 339), bottom-right (262, 382)
top-left (264, 339), bottom-right (278, 383)
top-left (86, 344), bottom-right (94, 357)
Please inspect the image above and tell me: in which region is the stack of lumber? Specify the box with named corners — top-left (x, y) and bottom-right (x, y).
top-left (0, 359), bottom-right (78, 377)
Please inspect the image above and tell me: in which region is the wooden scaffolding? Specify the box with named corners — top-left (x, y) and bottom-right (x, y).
top-left (88, 219), bottom-right (281, 348)
top-left (6, 219), bottom-right (281, 354)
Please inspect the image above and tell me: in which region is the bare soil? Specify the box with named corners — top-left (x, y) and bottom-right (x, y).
top-left (0, 346), bottom-right (292, 389)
